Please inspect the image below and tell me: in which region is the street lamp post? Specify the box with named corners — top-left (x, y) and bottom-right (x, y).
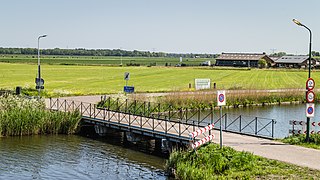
top-left (37, 34), bottom-right (47, 98)
top-left (293, 19), bottom-right (312, 142)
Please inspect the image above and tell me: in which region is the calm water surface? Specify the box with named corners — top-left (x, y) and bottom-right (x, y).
top-left (0, 135), bottom-right (167, 180)
top-left (218, 103), bottom-right (320, 138)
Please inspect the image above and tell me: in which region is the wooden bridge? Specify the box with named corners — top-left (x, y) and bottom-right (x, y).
top-left (48, 98), bottom-right (276, 144)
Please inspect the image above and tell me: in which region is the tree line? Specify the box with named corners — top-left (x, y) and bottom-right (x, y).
top-left (0, 47), bottom-right (217, 58)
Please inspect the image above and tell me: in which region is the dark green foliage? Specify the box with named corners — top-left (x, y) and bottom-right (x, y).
top-left (0, 95), bottom-right (81, 136)
top-left (166, 143), bottom-right (320, 179)
top-left (282, 134), bottom-right (320, 149)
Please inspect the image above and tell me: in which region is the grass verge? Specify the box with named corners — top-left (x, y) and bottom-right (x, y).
top-left (281, 134), bottom-right (320, 150)
top-left (166, 143), bottom-right (320, 179)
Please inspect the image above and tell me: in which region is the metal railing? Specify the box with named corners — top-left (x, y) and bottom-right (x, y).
top-left (50, 98), bottom-right (276, 140)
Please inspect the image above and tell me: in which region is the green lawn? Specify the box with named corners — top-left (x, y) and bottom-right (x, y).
top-left (0, 62), bottom-right (316, 96)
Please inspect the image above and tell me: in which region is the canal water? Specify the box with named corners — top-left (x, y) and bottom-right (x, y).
top-left (0, 135), bottom-right (168, 180)
top-left (216, 103), bottom-right (320, 138)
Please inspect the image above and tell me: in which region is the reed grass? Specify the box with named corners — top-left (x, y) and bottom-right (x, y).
top-left (166, 143), bottom-right (320, 179)
top-left (0, 95), bottom-right (81, 137)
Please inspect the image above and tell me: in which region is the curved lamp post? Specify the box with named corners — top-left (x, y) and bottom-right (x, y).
top-left (37, 34), bottom-right (47, 98)
top-left (293, 19), bottom-right (312, 142)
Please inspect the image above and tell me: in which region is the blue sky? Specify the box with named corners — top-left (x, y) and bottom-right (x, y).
top-left (0, 0), bottom-right (319, 54)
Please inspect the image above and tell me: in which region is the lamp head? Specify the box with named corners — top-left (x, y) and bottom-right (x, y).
top-left (38, 34), bottom-right (47, 39)
top-left (293, 19), bottom-right (303, 26)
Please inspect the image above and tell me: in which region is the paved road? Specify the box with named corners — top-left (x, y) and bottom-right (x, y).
top-left (52, 94), bottom-right (320, 170)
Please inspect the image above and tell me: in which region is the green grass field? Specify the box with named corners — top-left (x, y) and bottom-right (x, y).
top-left (0, 55), bottom-right (210, 66)
top-left (0, 62), bottom-right (316, 96)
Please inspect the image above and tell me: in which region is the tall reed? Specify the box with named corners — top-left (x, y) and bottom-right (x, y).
top-left (0, 95), bottom-right (81, 137)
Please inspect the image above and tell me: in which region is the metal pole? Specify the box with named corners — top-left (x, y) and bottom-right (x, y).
top-left (293, 19), bottom-right (312, 142)
top-left (220, 106), bottom-right (222, 148)
top-left (37, 34), bottom-right (47, 99)
top-left (37, 37), bottom-right (41, 99)
top-left (306, 25), bottom-right (312, 142)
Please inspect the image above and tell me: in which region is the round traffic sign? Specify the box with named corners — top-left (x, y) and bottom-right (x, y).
top-left (306, 78), bottom-right (315, 90)
top-left (307, 106), bottom-right (314, 115)
top-left (218, 94), bottom-right (225, 102)
top-left (306, 91), bottom-right (315, 103)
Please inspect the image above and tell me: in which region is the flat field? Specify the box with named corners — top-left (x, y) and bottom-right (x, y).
top-left (0, 63), bottom-right (316, 96)
top-left (0, 55), bottom-right (209, 66)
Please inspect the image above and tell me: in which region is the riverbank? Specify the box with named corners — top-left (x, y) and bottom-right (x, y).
top-left (166, 143), bottom-right (320, 179)
top-left (281, 134), bottom-right (320, 150)
top-left (0, 95), bottom-right (81, 137)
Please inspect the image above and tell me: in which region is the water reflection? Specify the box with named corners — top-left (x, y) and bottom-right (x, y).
top-left (0, 135), bottom-right (167, 180)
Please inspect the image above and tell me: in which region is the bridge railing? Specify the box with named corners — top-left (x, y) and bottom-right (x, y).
top-left (50, 98), bottom-right (276, 139)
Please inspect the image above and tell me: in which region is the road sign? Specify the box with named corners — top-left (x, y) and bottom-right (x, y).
top-left (191, 134), bottom-right (215, 149)
top-left (124, 86), bottom-right (134, 93)
top-left (306, 91), bottom-right (315, 103)
top-left (306, 103), bottom-right (315, 117)
top-left (124, 72), bottom-right (130, 80)
top-left (36, 86), bottom-right (44, 90)
top-left (35, 78), bottom-right (44, 86)
top-left (217, 90), bottom-right (226, 106)
top-left (306, 78), bottom-right (315, 90)
top-left (189, 123), bottom-right (214, 138)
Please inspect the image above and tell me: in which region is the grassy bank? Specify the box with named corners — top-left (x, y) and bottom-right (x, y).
top-left (0, 95), bottom-right (81, 136)
top-left (166, 143), bottom-right (320, 179)
top-left (0, 63), bottom-right (318, 96)
top-left (281, 134), bottom-right (320, 150)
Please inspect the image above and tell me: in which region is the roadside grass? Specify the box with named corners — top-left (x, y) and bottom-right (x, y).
top-left (0, 62), bottom-right (318, 97)
top-left (166, 143), bottom-right (320, 179)
top-left (281, 134), bottom-right (320, 150)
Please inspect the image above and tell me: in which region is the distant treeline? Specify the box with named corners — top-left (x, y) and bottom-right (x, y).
top-left (0, 47), bottom-right (217, 58)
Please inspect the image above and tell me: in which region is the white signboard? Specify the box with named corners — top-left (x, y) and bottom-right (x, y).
top-left (217, 90), bottom-right (226, 106)
top-left (180, 57), bottom-right (182, 62)
top-left (124, 72), bottom-right (130, 80)
top-left (306, 103), bottom-right (315, 117)
top-left (195, 79), bottom-right (210, 90)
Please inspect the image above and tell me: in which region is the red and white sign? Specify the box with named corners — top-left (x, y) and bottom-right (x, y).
top-left (306, 78), bottom-right (315, 90)
top-left (189, 124), bottom-right (214, 138)
top-left (289, 120), bottom-right (306, 126)
top-left (191, 134), bottom-right (215, 149)
top-left (289, 129), bottom-right (320, 135)
top-left (217, 90), bottom-right (226, 106)
top-left (306, 103), bottom-right (315, 117)
top-left (306, 91), bottom-right (315, 103)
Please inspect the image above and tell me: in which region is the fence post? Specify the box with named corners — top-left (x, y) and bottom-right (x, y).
top-left (239, 115), bottom-right (242, 132)
top-left (198, 108), bottom-right (200, 127)
top-left (255, 117), bottom-right (258, 135)
top-left (272, 119), bottom-right (275, 138)
top-left (72, 101), bottom-right (75, 111)
top-left (64, 99), bottom-right (67, 112)
top-left (80, 102), bottom-right (83, 115)
top-left (90, 104), bottom-right (92, 118)
top-left (143, 102), bottom-right (146, 116)
top-left (49, 97), bottom-right (52, 109)
top-left (108, 97), bottom-right (111, 110)
top-left (158, 103), bottom-right (161, 119)
top-left (94, 104), bottom-right (96, 118)
top-left (125, 99), bottom-right (128, 113)
top-left (165, 116), bottom-right (167, 134)
top-left (225, 113), bottom-right (227, 130)
top-left (57, 98), bottom-right (59, 110)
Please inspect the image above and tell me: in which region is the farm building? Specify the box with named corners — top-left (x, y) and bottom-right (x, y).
top-left (215, 52), bottom-right (274, 67)
top-left (274, 55), bottom-right (317, 68)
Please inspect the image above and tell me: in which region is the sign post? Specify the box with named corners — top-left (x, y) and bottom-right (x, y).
top-left (305, 78), bottom-right (315, 142)
top-left (217, 90), bottom-right (226, 148)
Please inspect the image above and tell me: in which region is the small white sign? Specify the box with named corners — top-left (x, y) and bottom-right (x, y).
top-left (180, 57), bottom-right (182, 62)
top-left (195, 79), bottom-right (210, 90)
top-left (306, 103), bottom-right (315, 117)
top-left (217, 90), bottom-right (226, 106)
top-left (124, 72), bottom-right (130, 80)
